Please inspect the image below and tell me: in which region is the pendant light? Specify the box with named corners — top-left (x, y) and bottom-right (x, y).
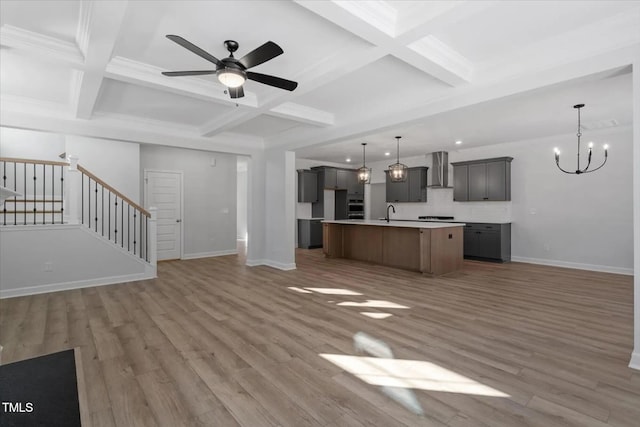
top-left (357, 143), bottom-right (371, 184)
top-left (388, 136), bottom-right (408, 182)
top-left (554, 103), bottom-right (608, 174)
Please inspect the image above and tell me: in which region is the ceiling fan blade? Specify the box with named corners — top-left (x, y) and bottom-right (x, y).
top-left (247, 72), bottom-right (297, 91)
top-left (166, 35), bottom-right (223, 67)
top-left (162, 70), bottom-right (216, 76)
top-left (229, 86), bottom-right (244, 99)
top-left (238, 41), bottom-right (283, 69)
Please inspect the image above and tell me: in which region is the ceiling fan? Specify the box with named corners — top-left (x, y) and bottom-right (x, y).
top-left (161, 35), bottom-right (298, 99)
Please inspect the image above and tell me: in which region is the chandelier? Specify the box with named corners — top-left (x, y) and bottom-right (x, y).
top-left (357, 143), bottom-right (371, 184)
top-left (388, 136), bottom-right (408, 182)
top-left (554, 104), bottom-right (608, 174)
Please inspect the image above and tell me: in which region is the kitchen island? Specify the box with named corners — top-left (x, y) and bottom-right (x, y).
top-left (322, 220), bottom-right (465, 276)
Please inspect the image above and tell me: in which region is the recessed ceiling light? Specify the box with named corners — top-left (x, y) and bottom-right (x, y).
top-left (384, 152), bottom-right (391, 156)
top-left (346, 158), bottom-right (351, 162)
top-left (455, 140), bottom-right (462, 145)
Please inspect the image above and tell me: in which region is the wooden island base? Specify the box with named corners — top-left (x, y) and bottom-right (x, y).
top-left (322, 221), bottom-right (464, 276)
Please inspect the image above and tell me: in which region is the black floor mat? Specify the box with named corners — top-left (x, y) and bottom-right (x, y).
top-left (0, 349), bottom-right (81, 427)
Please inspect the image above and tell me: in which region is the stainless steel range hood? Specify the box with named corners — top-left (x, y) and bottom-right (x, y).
top-left (429, 151), bottom-right (452, 188)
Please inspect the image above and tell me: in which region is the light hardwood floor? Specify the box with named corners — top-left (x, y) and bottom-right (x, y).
top-left (1, 248), bottom-right (638, 426)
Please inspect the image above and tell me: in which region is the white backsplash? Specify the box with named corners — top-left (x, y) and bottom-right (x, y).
top-left (387, 188), bottom-right (512, 223)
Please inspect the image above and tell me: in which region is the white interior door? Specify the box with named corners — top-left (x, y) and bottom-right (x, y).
top-left (144, 170), bottom-right (182, 261)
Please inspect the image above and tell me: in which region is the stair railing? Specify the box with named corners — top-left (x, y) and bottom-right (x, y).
top-left (1, 157), bottom-right (67, 226)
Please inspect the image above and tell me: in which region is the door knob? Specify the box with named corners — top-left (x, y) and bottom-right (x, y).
top-left (176, 219), bottom-right (182, 223)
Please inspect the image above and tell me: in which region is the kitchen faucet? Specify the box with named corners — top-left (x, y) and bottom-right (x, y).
top-left (385, 204), bottom-right (395, 222)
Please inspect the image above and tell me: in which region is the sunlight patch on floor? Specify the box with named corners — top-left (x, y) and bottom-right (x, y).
top-left (287, 287), bottom-right (313, 293)
top-left (320, 354), bottom-right (510, 397)
top-left (360, 312), bottom-right (393, 319)
top-left (304, 288), bottom-right (363, 295)
top-left (337, 300), bottom-right (409, 309)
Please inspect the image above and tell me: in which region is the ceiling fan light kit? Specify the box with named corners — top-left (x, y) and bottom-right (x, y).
top-left (161, 35), bottom-right (298, 99)
top-left (388, 136), bottom-right (408, 182)
top-left (554, 103), bottom-right (608, 175)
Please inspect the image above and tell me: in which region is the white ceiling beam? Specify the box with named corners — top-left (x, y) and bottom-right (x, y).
top-left (267, 103), bottom-right (334, 127)
top-left (295, 0), bottom-right (474, 86)
top-left (72, 0), bottom-right (129, 120)
top-left (0, 25), bottom-right (84, 66)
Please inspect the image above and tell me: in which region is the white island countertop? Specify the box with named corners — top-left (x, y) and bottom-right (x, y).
top-left (322, 219), bottom-right (465, 229)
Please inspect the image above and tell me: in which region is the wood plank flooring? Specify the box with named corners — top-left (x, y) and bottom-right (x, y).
top-left (1, 248), bottom-right (638, 426)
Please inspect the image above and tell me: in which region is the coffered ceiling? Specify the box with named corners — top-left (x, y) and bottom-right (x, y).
top-left (1, 1), bottom-right (638, 161)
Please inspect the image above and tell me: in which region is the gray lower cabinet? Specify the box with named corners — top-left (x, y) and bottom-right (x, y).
top-left (297, 170), bottom-right (318, 203)
top-left (385, 166), bottom-right (428, 203)
top-left (298, 219), bottom-right (323, 249)
top-left (452, 157), bottom-right (513, 201)
top-left (463, 223), bottom-right (511, 262)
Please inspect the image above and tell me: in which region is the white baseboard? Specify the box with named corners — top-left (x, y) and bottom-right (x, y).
top-left (511, 256), bottom-right (633, 276)
top-left (245, 258), bottom-right (296, 271)
top-left (0, 268), bottom-right (157, 299)
top-left (630, 351), bottom-right (640, 371)
top-left (182, 249), bottom-right (238, 260)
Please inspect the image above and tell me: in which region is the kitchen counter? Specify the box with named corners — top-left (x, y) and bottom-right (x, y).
top-left (322, 220), bottom-right (463, 276)
top-left (324, 219), bottom-right (465, 229)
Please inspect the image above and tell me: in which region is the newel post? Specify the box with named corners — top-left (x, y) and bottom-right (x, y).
top-left (65, 155), bottom-right (81, 225)
top-left (148, 206), bottom-right (157, 267)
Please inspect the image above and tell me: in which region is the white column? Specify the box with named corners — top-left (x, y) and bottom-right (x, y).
top-left (148, 206), bottom-right (157, 268)
top-left (65, 155), bottom-right (81, 225)
top-left (246, 150), bottom-right (266, 266)
top-left (268, 148), bottom-right (296, 269)
top-left (631, 57), bottom-right (640, 370)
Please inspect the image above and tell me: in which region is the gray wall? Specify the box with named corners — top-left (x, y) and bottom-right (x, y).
top-left (140, 145), bottom-right (238, 259)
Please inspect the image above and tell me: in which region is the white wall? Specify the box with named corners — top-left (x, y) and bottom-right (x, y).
top-left (0, 225), bottom-right (152, 298)
top-left (366, 126), bottom-right (633, 274)
top-left (631, 59), bottom-right (639, 370)
top-left (140, 145), bottom-right (237, 259)
top-left (0, 128), bottom-right (141, 203)
top-left (0, 127), bottom-right (65, 161)
top-left (66, 135), bottom-right (140, 203)
top-left (237, 157), bottom-right (248, 241)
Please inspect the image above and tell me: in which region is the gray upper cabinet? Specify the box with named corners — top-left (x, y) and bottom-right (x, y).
top-left (451, 157), bottom-right (513, 201)
top-left (453, 164), bottom-right (468, 202)
top-left (336, 169), bottom-right (350, 190)
top-left (346, 171), bottom-right (363, 195)
top-left (323, 168), bottom-right (338, 189)
top-left (297, 170), bottom-right (318, 203)
top-left (385, 166), bottom-right (428, 203)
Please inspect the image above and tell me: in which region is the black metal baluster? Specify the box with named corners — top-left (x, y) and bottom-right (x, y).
top-left (13, 162), bottom-right (17, 225)
top-left (88, 177), bottom-right (91, 229)
top-left (24, 164), bottom-right (27, 225)
top-left (60, 166), bottom-right (64, 224)
top-left (145, 215), bottom-right (149, 262)
top-left (81, 173), bottom-right (84, 225)
top-left (42, 164), bottom-right (46, 225)
top-left (51, 165), bottom-right (55, 225)
top-left (2, 161), bottom-right (6, 226)
top-left (33, 164), bottom-right (36, 225)
top-left (108, 192), bottom-right (111, 240)
top-left (94, 181), bottom-right (98, 232)
top-left (121, 201), bottom-right (124, 248)
top-left (114, 196), bottom-right (118, 244)
top-left (102, 186), bottom-right (104, 236)
top-left (133, 210), bottom-right (137, 255)
top-left (127, 205), bottom-right (130, 251)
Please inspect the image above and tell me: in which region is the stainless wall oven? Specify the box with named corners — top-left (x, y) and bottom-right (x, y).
top-left (347, 198), bottom-right (364, 219)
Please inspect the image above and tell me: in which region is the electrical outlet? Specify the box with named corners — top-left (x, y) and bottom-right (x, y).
top-left (44, 262), bottom-right (53, 272)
